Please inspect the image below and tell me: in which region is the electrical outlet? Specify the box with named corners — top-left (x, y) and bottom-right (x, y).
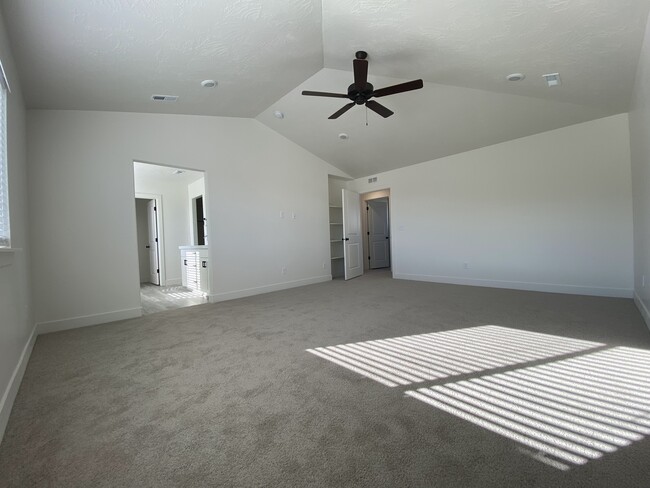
top-left (643, 275), bottom-right (646, 288)
top-left (322, 262), bottom-right (326, 269)
top-left (292, 212), bottom-right (297, 220)
top-left (280, 211), bottom-right (285, 219)
top-left (463, 262), bottom-right (469, 270)
top-left (281, 266), bottom-right (287, 275)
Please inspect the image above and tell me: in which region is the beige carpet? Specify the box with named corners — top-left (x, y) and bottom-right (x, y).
top-left (1, 270), bottom-right (649, 487)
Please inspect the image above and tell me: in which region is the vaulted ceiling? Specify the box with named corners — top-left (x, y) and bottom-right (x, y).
top-left (2, 0), bottom-right (649, 177)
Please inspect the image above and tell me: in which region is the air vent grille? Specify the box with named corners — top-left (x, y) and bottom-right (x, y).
top-left (151, 94), bottom-right (178, 102)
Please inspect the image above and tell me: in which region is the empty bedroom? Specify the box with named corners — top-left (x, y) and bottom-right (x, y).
top-left (1, 1), bottom-right (650, 487)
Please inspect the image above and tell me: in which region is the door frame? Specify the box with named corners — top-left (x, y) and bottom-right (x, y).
top-left (360, 189), bottom-right (391, 272)
top-left (135, 192), bottom-right (166, 286)
top-left (367, 198), bottom-right (391, 269)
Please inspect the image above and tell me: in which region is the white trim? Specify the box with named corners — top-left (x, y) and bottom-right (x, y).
top-left (208, 275), bottom-right (331, 302)
top-left (392, 273), bottom-right (634, 298)
top-left (634, 291), bottom-right (650, 331)
top-left (0, 326), bottom-right (36, 442)
top-left (36, 308), bottom-right (142, 335)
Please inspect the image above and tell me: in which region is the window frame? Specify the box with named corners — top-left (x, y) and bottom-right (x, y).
top-left (0, 58), bottom-right (10, 249)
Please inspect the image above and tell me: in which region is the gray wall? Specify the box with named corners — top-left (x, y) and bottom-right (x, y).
top-left (629, 13), bottom-right (650, 327)
top-left (0, 7), bottom-right (33, 439)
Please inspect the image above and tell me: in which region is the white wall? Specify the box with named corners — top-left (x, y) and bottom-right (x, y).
top-left (28, 110), bottom-right (348, 331)
top-left (135, 199), bottom-right (151, 282)
top-left (629, 12), bottom-right (650, 327)
top-left (350, 114), bottom-right (634, 298)
top-left (134, 173), bottom-right (193, 286)
top-left (0, 8), bottom-right (33, 440)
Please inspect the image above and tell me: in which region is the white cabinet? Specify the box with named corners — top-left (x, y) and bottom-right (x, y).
top-left (180, 246), bottom-right (209, 293)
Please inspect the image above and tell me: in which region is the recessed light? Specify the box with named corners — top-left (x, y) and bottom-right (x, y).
top-left (506, 73), bottom-right (525, 82)
top-left (201, 80), bottom-right (217, 88)
top-left (273, 110), bottom-right (284, 119)
top-left (338, 133), bottom-right (349, 140)
top-left (172, 169), bottom-right (184, 175)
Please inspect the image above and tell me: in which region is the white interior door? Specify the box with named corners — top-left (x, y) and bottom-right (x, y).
top-left (368, 199), bottom-right (391, 269)
top-left (147, 199), bottom-right (160, 285)
top-left (342, 189), bottom-right (363, 280)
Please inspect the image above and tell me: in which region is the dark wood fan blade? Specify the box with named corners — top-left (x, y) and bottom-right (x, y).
top-left (372, 79), bottom-right (423, 98)
top-left (302, 90), bottom-right (349, 98)
top-left (353, 59), bottom-right (368, 89)
top-left (328, 102), bottom-right (355, 119)
top-left (366, 100), bottom-right (394, 118)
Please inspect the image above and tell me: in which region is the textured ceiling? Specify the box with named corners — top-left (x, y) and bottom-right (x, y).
top-left (0, 0), bottom-right (323, 117)
top-left (2, 0), bottom-right (650, 176)
top-left (323, 0), bottom-right (650, 113)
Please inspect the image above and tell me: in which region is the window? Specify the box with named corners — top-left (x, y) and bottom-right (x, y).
top-left (0, 60), bottom-right (9, 248)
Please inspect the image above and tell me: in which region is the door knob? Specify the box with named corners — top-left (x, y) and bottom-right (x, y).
top-left (343, 237), bottom-right (350, 241)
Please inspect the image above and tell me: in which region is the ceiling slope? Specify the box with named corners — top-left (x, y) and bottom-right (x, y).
top-left (2, 0), bottom-right (650, 176)
top-left (257, 69), bottom-right (611, 178)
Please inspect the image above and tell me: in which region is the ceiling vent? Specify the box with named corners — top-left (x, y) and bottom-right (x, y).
top-left (151, 94), bottom-right (179, 102)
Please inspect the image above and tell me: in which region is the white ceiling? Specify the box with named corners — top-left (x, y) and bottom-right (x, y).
top-left (3, 0), bottom-right (649, 177)
top-left (134, 162), bottom-right (204, 186)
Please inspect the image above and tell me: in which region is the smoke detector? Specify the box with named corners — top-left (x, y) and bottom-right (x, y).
top-left (543, 73), bottom-right (561, 87)
top-left (201, 80), bottom-right (217, 88)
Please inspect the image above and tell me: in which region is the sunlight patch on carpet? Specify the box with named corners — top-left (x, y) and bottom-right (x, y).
top-left (306, 325), bottom-right (602, 387)
top-left (406, 347), bottom-right (650, 470)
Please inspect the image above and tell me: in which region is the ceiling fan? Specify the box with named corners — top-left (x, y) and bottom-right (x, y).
top-left (302, 51), bottom-right (424, 119)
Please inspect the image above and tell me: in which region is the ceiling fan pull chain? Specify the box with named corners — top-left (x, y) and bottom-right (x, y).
top-left (366, 105), bottom-right (369, 126)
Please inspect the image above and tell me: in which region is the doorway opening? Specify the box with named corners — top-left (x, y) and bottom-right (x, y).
top-left (360, 189), bottom-right (391, 272)
top-left (133, 161), bottom-right (210, 315)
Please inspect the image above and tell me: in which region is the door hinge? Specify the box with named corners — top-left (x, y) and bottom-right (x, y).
top-left (367, 231), bottom-right (370, 235)
top-left (368, 256), bottom-right (371, 260)
top-left (157, 269), bottom-right (160, 273)
top-left (154, 206), bottom-right (157, 211)
top-left (155, 237), bottom-right (158, 242)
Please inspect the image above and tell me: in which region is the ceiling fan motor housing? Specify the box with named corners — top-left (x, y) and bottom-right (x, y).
top-left (348, 82), bottom-right (374, 104)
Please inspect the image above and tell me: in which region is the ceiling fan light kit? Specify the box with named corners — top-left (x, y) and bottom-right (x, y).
top-left (302, 51), bottom-right (424, 119)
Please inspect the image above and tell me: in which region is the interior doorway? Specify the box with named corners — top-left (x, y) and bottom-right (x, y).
top-left (367, 198), bottom-right (390, 269)
top-left (133, 161), bottom-right (209, 315)
top-left (360, 189), bottom-right (391, 272)
top-left (135, 197), bottom-right (162, 285)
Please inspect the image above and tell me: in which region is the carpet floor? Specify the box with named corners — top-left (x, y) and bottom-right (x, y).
top-left (1, 270), bottom-right (649, 487)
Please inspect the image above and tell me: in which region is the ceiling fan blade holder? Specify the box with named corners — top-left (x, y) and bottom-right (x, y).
top-left (328, 102), bottom-right (356, 119)
top-left (301, 90), bottom-right (349, 98)
top-left (353, 59), bottom-right (368, 90)
top-left (365, 100), bottom-right (394, 118)
top-left (372, 79), bottom-right (424, 98)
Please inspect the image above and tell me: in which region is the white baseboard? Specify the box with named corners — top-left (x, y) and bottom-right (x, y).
top-left (634, 291), bottom-right (650, 331)
top-left (208, 275), bottom-right (331, 303)
top-left (36, 307), bottom-right (142, 335)
top-left (392, 273), bottom-right (634, 298)
top-left (164, 278), bottom-right (182, 286)
top-left (0, 326), bottom-right (37, 442)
